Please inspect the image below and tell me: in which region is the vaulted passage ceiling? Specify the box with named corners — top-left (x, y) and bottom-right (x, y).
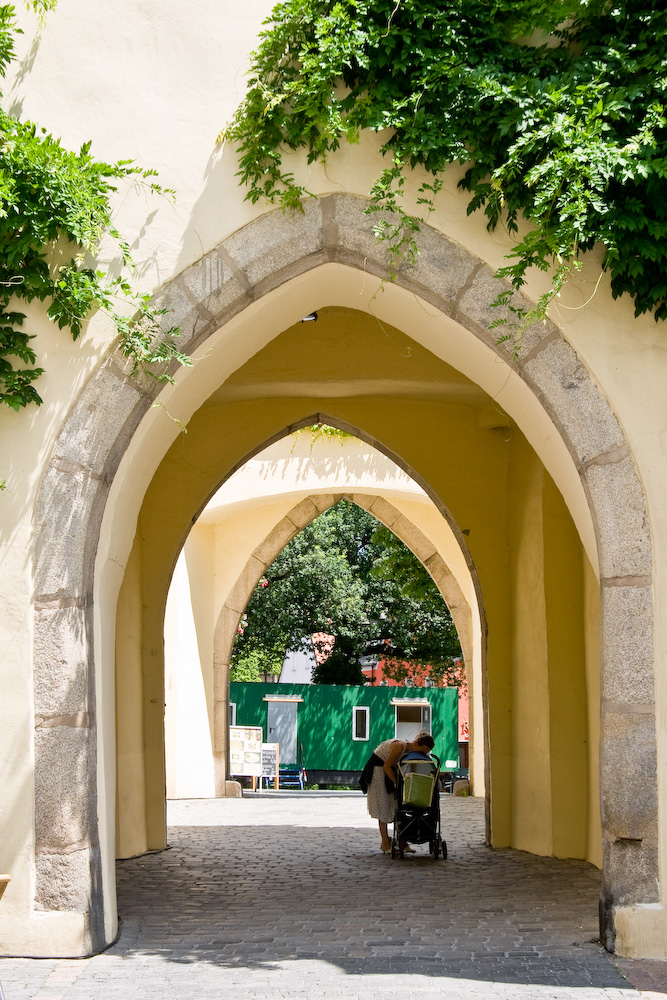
top-left (203, 306), bottom-right (494, 409)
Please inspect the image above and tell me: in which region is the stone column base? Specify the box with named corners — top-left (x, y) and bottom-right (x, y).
top-left (613, 903), bottom-right (667, 959)
top-left (0, 911), bottom-right (101, 958)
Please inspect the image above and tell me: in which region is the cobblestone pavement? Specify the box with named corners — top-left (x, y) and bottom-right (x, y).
top-left (1, 794), bottom-right (664, 999)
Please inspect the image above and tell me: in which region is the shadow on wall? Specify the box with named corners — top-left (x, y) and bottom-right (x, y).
top-left (249, 447), bottom-right (416, 488)
top-left (173, 148), bottom-right (250, 282)
top-left (0, 742), bottom-right (33, 908)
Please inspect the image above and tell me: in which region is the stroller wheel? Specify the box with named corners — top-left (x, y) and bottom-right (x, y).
top-left (391, 843), bottom-right (398, 859)
top-left (441, 839), bottom-right (448, 859)
top-left (432, 839), bottom-right (439, 859)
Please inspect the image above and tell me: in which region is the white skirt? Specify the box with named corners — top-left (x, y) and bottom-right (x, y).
top-left (366, 766), bottom-right (395, 823)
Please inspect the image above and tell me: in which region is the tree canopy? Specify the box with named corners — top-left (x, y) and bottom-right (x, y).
top-left (231, 499), bottom-right (463, 685)
top-left (224, 0), bottom-right (667, 336)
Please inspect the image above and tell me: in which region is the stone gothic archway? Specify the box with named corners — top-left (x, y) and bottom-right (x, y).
top-left (32, 194), bottom-right (656, 955)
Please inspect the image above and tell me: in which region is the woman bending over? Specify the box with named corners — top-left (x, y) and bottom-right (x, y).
top-left (365, 732), bottom-right (435, 853)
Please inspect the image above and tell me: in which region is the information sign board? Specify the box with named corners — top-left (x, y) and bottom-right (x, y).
top-left (261, 743), bottom-right (279, 777)
top-left (229, 726), bottom-right (263, 776)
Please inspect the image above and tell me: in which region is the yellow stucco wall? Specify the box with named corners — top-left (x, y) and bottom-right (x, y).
top-left (544, 474), bottom-right (590, 860)
top-left (509, 440), bottom-right (553, 854)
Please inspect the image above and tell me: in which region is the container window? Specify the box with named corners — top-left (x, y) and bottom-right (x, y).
top-left (396, 704), bottom-right (421, 725)
top-left (352, 706), bottom-right (370, 741)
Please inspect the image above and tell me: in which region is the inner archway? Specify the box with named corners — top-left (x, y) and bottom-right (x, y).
top-left (116, 304), bottom-right (601, 875)
top-left (161, 432), bottom-right (481, 803)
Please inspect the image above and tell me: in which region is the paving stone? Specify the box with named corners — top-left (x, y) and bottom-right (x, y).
top-left (0, 794), bottom-right (653, 998)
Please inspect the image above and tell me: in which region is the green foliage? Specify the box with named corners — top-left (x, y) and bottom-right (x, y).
top-left (369, 524), bottom-right (465, 687)
top-left (224, 0), bottom-right (667, 336)
top-left (231, 499), bottom-right (462, 684)
top-left (230, 646), bottom-right (284, 682)
top-left (292, 422), bottom-right (353, 448)
top-left (311, 634), bottom-right (366, 685)
top-left (0, 4), bottom-right (189, 409)
top-left (237, 532), bottom-right (366, 656)
top-left (24, 0), bottom-right (57, 14)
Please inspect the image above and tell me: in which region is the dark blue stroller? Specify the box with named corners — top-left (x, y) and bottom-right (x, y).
top-left (391, 750), bottom-right (447, 859)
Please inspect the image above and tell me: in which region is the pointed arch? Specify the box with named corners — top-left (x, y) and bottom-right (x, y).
top-left (32, 194), bottom-right (655, 954)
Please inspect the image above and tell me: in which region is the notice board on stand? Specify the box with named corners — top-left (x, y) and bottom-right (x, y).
top-left (229, 726), bottom-right (262, 777)
top-left (261, 743), bottom-right (279, 789)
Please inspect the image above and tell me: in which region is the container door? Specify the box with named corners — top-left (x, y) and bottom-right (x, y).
top-left (267, 701), bottom-right (298, 764)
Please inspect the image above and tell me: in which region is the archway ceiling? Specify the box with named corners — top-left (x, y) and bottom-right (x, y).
top-left (152, 303), bottom-right (541, 571)
top-left (203, 306), bottom-right (495, 410)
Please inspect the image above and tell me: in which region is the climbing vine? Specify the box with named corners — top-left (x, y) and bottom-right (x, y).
top-left (0, 2), bottom-right (189, 410)
top-left (291, 422), bottom-right (353, 448)
top-left (223, 0), bottom-right (667, 336)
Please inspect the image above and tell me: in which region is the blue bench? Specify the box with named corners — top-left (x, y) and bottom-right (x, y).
top-left (279, 766), bottom-right (304, 790)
